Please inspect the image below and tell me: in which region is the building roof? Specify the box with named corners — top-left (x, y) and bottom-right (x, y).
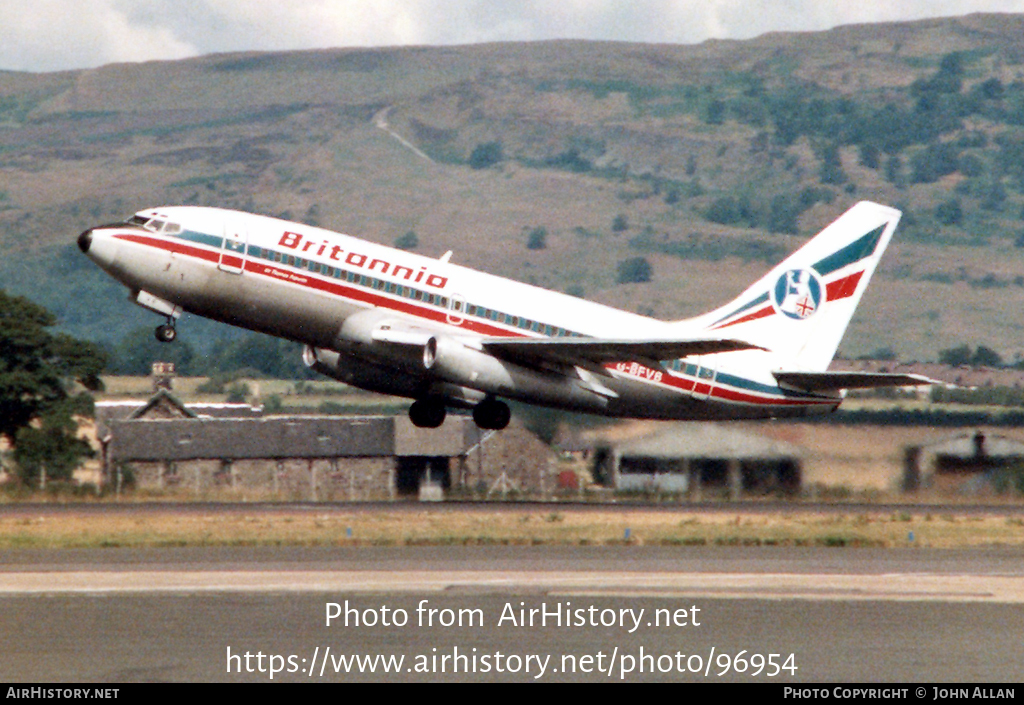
top-left (109, 415), bottom-right (393, 461)
top-left (608, 423), bottom-right (803, 460)
top-left (95, 390), bottom-right (262, 439)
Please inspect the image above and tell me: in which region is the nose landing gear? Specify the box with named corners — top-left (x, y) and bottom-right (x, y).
top-left (154, 320), bottom-right (177, 343)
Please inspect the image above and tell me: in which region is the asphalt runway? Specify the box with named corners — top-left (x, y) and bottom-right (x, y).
top-left (2, 545), bottom-right (1023, 682)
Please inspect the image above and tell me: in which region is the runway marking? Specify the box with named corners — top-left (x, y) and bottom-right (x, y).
top-left (1, 571), bottom-right (1023, 603)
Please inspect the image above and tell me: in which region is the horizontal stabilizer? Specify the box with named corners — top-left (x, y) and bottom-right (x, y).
top-left (774, 370), bottom-right (943, 392)
top-left (484, 337), bottom-right (762, 370)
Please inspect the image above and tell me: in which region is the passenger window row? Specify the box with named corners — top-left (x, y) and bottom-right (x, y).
top-left (249, 245), bottom-right (585, 339)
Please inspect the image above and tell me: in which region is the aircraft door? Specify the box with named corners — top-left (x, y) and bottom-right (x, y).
top-left (219, 223), bottom-right (248, 274)
top-left (692, 358), bottom-right (717, 401)
top-left (447, 293), bottom-right (466, 325)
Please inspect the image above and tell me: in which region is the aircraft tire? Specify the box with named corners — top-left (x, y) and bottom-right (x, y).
top-left (473, 399), bottom-right (510, 430)
top-left (409, 399), bottom-right (446, 428)
top-left (155, 323), bottom-right (177, 343)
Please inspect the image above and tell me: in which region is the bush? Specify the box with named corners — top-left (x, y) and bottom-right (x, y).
top-left (817, 143), bottom-right (848, 185)
top-left (911, 142), bottom-right (960, 183)
top-left (705, 194), bottom-right (756, 227)
top-left (616, 257), bottom-right (652, 284)
top-left (394, 231), bottom-right (419, 250)
top-left (939, 344), bottom-right (1003, 367)
top-left (939, 344), bottom-right (972, 366)
top-left (935, 198), bottom-right (963, 226)
top-left (468, 141), bottom-right (503, 170)
top-left (226, 382), bottom-right (251, 403)
top-left (526, 227), bottom-right (547, 250)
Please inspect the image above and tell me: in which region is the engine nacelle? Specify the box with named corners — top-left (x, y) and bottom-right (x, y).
top-left (422, 335), bottom-right (610, 412)
top-left (303, 345), bottom-right (426, 399)
top-left (303, 345), bottom-right (487, 408)
top-left (334, 309), bottom-right (434, 373)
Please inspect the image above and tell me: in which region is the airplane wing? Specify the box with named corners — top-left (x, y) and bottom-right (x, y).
top-left (370, 319), bottom-right (761, 372)
top-left (483, 336), bottom-right (763, 371)
top-left (773, 370), bottom-right (944, 392)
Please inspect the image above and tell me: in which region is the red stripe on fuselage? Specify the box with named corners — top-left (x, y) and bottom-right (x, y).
top-left (117, 233), bottom-right (221, 264)
top-left (115, 232), bottom-right (521, 338)
top-left (617, 365), bottom-right (838, 408)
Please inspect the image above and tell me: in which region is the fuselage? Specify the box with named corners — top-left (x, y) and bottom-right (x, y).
top-left (78, 206), bottom-right (840, 421)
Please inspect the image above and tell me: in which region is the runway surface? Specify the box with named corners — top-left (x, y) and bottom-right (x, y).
top-left (2, 546), bottom-right (1023, 682)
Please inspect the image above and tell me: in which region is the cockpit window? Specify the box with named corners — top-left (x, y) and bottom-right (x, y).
top-left (125, 214), bottom-right (181, 234)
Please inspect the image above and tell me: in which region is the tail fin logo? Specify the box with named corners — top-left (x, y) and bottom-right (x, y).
top-left (773, 269), bottom-right (823, 320)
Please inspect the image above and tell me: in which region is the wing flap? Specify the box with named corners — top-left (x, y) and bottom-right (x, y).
top-left (774, 370), bottom-right (943, 392)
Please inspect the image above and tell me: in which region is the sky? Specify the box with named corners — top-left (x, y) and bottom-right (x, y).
top-left (2, 0), bottom-right (1024, 73)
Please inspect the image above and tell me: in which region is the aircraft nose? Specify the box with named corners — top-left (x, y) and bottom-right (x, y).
top-left (78, 226), bottom-right (120, 271)
top-left (77, 228), bottom-right (93, 253)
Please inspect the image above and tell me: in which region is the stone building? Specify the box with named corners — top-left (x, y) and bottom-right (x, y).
top-left (102, 391), bottom-right (555, 500)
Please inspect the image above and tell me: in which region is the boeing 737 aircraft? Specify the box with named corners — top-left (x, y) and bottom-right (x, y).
top-left (78, 200), bottom-right (934, 430)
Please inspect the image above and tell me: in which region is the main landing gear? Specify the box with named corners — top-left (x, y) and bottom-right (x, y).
top-left (408, 397), bottom-right (511, 431)
top-left (472, 398), bottom-right (510, 431)
top-left (409, 398), bottom-right (447, 428)
top-left (154, 319), bottom-right (177, 343)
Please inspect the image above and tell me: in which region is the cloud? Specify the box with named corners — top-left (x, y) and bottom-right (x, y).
top-left (0, 0), bottom-right (197, 72)
top-left (2, 0), bottom-right (1023, 73)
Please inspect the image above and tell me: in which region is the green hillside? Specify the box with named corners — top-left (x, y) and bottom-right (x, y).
top-left (4, 13), bottom-right (1024, 364)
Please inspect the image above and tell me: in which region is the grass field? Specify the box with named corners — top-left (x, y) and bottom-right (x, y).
top-left (1, 505), bottom-right (1023, 550)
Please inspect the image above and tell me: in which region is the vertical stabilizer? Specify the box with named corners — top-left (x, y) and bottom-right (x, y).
top-left (683, 201), bottom-right (901, 372)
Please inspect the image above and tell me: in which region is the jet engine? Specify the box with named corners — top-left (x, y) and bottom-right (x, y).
top-left (303, 346), bottom-right (427, 399)
top-left (421, 335), bottom-right (610, 412)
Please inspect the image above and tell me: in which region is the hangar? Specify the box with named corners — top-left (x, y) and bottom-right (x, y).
top-left (903, 430), bottom-right (1024, 495)
top-left (589, 423), bottom-right (803, 498)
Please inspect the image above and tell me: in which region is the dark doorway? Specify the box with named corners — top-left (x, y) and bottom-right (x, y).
top-left (396, 456), bottom-right (451, 497)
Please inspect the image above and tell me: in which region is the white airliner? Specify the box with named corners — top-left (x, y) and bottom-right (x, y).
top-left (78, 200), bottom-right (935, 430)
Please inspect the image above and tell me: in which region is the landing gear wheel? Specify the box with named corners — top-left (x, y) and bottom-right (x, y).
top-left (473, 399), bottom-right (510, 430)
top-left (409, 398), bottom-right (447, 428)
top-left (154, 322), bottom-right (177, 343)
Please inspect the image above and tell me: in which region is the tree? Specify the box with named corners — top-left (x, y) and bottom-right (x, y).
top-left (395, 231), bottom-right (419, 250)
top-left (935, 197), bottom-right (963, 226)
top-left (818, 143), bottom-right (848, 185)
top-left (468, 141), bottom-right (503, 170)
top-left (616, 257), bottom-right (652, 284)
top-left (910, 142), bottom-right (960, 183)
top-left (203, 333), bottom-right (310, 379)
top-left (612, 214), bottom-right (630, 233)
top-left (13, 401), bottom-right (96, 487)
top-left (885, 155), bottom-right (906, 188)
top-left (705, 98), bottom-right (726, 125)
top-left (526, 227), bottom-right (547, 250)
top-left (972, 345), bottom-right (1003, 368)
top-left (858, 142), bottom-right (880, 170)
top-left (938, 344), bottom-right (1003, 368)
top-left (938, 344), bottom-right (972, 367)
top-left (0, 290), bottom-right (106, 483)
